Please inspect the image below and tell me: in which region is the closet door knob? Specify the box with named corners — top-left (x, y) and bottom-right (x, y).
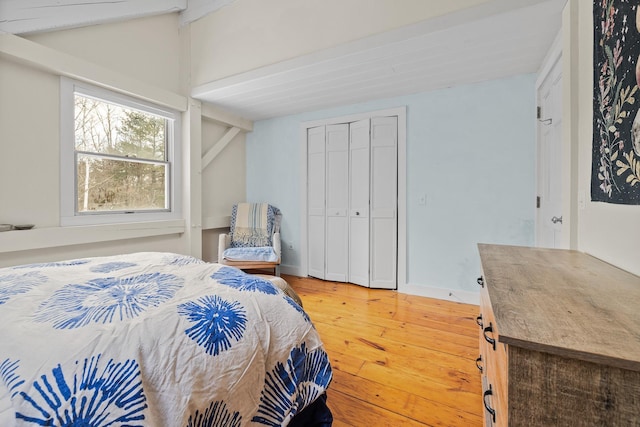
top-left (356, 211), bottom-right (360, 215)
top-left (476, 314), bottom-right (483, 328)
top-left (477, 276), bottom-right (484, 287)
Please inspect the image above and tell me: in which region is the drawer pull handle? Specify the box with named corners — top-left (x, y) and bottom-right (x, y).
top-left (483, 323), bottom-right (496, 351)
top-left (476, 314), bottom-right (483, 328)
top-left (475, 355), bottom-right (483, 373)
top-left (483, 385), bottom-right (496, 423)
top-left (477, 276), bottom-right (484, 288)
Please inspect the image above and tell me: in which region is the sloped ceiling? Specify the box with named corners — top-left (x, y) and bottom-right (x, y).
top-left (0, 0), bottom-right (232, 34)
top-left (192, 0), bottom-right (566, 120)
top-left (0, 0), bottom-right (566, 121)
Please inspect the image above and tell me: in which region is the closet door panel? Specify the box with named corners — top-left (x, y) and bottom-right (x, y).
top-left (371, 220), bottom-right (395, 286)
top-left (370, 117), bottom-right (397, 289)
top-left (325, 124), bottom-right (349, 282)
top-left (307, 126), bottom-right (326, 279)
top-left (349, 119), bottom-right (370, 287)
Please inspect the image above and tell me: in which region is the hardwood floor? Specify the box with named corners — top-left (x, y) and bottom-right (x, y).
top-left (284, 275), bottom-right (483, 427)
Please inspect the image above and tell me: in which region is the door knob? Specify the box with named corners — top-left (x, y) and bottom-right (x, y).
top-left (551, 216), bottom-right (563, 224)
top-left (356, 211), bottom-right (360, 215)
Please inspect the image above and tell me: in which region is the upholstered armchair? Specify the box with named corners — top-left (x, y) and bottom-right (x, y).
top-left (218, 203), bottom-right (282, 276)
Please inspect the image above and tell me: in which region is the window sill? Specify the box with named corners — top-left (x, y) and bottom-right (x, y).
top-left (0, 219), bottom-right (185, 254)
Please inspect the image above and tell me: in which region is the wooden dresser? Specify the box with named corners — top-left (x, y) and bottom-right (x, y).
top-left (476, 244), bottom-right (640, 426)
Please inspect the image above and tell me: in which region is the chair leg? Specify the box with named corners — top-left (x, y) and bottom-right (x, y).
top-left (275, 265), bottom-right (281, 277)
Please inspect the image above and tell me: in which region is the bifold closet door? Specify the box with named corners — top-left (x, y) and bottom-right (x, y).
top-left (307, 116), bottom-right (397, 288)
top-left (370, 116), bottom-right (397, 289)
top-left (307, 126), bottom-right (326, 280)
top-left (348, 119), bottom-right (370, 287)
top-left (324, 124), bottom-right (349, 282)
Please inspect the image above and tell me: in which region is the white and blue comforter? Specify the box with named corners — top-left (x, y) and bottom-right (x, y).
top-left (0, 252), bottom-right (332, 426)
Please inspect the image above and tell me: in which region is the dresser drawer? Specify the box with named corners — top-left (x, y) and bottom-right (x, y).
top-left (479, 278), bottom-right (508, 426)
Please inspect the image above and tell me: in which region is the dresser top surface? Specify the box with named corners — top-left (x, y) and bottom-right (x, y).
top-left (478, 243), bottom-right (640, 371)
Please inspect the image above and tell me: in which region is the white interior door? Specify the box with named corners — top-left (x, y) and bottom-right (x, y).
top-left (325, 124), bottom-right (349, 282)
top-left (369, 116), bottom-right (397, 289)
top-left (536, 56), bottom-right (563, 248)
top-left (307, 126), bottom-right (326, 279)
top-left (349, 119), bottom-right (370, 287)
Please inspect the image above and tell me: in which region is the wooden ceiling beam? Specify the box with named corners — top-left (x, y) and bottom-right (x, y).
top-left (0, 0), bottom-right (186, 34)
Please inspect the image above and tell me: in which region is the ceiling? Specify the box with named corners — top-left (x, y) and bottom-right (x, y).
top-left (0, 0), bottom-right (232, 34)
top-left (192, 0), bottom-right (566, 121)
top-left (0, 0), bottom-right (566, 122)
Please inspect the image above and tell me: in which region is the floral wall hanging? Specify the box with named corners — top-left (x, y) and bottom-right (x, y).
top-left (593, 0), bottom-right (640, 204)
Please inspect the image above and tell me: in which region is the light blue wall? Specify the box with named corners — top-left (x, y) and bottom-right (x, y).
top-left (246, 74), bottom-right (536, 294)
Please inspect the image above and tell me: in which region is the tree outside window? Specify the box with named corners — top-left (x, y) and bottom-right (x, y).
top-left (74, 94), bottom-right (171, 214)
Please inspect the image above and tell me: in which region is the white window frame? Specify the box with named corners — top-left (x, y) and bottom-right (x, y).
top-left (60, 77), bottom-right (182, 226)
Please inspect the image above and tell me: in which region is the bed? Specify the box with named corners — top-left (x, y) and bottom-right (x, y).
top-left (0, 252), bottom-right (333, 426)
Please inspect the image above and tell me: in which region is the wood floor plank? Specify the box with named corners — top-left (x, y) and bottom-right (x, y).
top-left (289, 275), bottom-right (479, 316)
top-left (285, 275), bottom-right (483, 426)
top-left (380, 321), bottom-right (478, 357)
top-left (392, 305), bottom-right (478, 333)
top-left (316, 322), bottom-right (479, 394)
top-left (357, 361), bottom-right (480, 416)
top-left (291, 276), bottom-right (478, 319)
top-left (327, 389), bottom-right (428, 427)
top-left (330, 369), bottom-right (482, 427)
top-left (311, 308), bottom-right (478, 359)
top-left (302, 291), bottom-right (478, 337)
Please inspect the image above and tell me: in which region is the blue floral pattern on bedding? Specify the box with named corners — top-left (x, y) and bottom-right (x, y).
top-left (90, 261), bottom-right (137, 273)
top-left (0, 252), bottom-right (332, 426)
top-left (211, 267), bottom-right (279, 295)
top-left (0, 359), bottom-right (24, 399)
top-left (178, 295), bottom-right (247, 356)
top-left (12, 260), bottom-right (90, 269)
top-left (285, 296), bottom-right (311, 323)
top-left (35, 273), bottom-right (184, 329)
top-left (186, 401), bottom-right (242, 427)
top-left (4, 355), bottom-right (147, 426)
top-left (253, 343), bottom-right (332, 426)
top-left (163, 254), bottom-right (205, 266)
top-left (0, 272), bottom-right (48, 305)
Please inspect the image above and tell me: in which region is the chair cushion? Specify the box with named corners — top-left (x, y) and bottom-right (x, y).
top-left (229, 203), bottom-right (281, 248)
top-left (223, 246), bottom-right (279, 262)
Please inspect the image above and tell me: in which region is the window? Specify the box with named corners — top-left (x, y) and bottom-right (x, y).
top-left (60, 78), bottom-right (181, 225)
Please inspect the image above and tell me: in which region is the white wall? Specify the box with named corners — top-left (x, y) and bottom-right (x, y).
top-left (0, 61), bottom-right (60, 229)
top-left (201, 121), bottom-right (247, 225)
top-left (200, 118), bottom-right (247, 263)
top-left (567, 0), bottom-right (640, 276)
top-left (189, 0), bottom-right (500, 85)
top-left (26, 13), bottom-right (183, 94)
top-left (0, 14), bottom-right (191, 267)
top-left (245, 74), bottom-right (537, 301)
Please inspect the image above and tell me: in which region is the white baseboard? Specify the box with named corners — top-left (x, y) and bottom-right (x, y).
top-left (398, 283), bottom-right (479, 305)
top-left (279, 267), bottom-right (479, 306)
top-left (280, 264), bottom-right (305, 277)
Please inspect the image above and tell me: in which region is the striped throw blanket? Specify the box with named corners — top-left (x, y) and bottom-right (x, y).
top-left (230, 203), bottom-right (280, 248)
